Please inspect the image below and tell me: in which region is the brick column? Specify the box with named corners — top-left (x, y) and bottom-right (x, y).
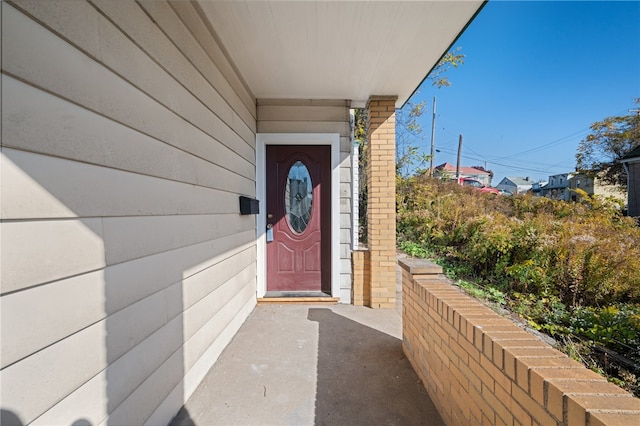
top-left (351, 249), bottom-right (370, 306)
top-left (366, 96), bottom-right (397, 308)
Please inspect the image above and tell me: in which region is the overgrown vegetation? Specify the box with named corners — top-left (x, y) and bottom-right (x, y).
top-left (397, 176), bottom-right (640, 396)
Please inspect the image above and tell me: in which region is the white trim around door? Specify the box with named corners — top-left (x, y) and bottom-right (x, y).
top-left (256, 133), bottom-right (342, 301)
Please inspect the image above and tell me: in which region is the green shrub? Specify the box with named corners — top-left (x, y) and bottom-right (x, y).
top-left (570, 305), bottom-right (640, 361)
top-left (397, 175), bottom-right (640, 395)
top-left (397, 175), bottom-right (640, 306)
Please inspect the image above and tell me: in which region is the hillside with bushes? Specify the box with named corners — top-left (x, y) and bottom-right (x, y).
top-left (397, 176), bottom-right (640, 396)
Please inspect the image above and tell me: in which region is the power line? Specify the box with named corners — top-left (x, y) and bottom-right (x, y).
top-left (465, 146), bottom-right (491, 163)
top-left (491, 107), bottom-right (632, 161)
top-left (435, 128), bottom-right (586, 172)
top-left (493, 128), bottom-right (589, 161)
top-left (437, 145), bottom-right (574, 172)
top-left (433, 130), bottom-right (584, 170)
top-left (435, 148), bottom-right (568, 175)
top-left (429, 108), bottom-right (635, 176)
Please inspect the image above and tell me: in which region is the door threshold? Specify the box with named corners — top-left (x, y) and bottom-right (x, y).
top-left (258, 291), bottom-right (338, 305)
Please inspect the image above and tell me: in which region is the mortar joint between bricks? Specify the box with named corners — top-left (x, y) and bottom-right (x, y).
top-left (543, 378), bottom-right (550, 415)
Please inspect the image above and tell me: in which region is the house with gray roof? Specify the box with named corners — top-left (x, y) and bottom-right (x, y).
top-left (496, 176), bottom-right (533, 194)
top-left (545, 173), bottom-right (574, 201)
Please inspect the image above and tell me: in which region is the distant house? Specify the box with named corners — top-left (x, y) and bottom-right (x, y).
top-left (496, 177), bottom-right (533, 194)
top-left (545, 173), bottom-right (574, 201)
top-left (531, 181), bottom-right (548, 196)
top-left (567, 173), bottom-right (626, 204)
top-left (621, 146), bottom-right (640, 217)
top-left (434, 163), bottom-right (492, 186)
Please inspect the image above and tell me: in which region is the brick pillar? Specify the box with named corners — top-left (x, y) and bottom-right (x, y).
top-left (366, 96), bottom-right (397, 308)
top-left (351, 249), bottom-right (371, 306)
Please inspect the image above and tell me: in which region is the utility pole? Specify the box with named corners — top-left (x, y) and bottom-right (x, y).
top-left (429, 96), bottom-right (436, 177)
top-left (456, 134), bottom-right (463, 179)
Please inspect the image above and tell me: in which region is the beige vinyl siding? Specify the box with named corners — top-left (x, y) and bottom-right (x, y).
top-left (1, 1), bottom-right (257, 425)
top-left (257, 99), bottom-right (354, 302)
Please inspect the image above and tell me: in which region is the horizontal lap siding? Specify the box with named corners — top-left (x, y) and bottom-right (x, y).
top-left (257, 100), bottom-right (354, 302)
top-left (1, 1), bottom-right (257, 425)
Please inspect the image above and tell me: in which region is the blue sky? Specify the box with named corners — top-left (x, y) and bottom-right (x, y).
top-left (406, 0), bottom-right (640, 185)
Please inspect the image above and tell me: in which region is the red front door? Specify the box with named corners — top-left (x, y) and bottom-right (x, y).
top-left (266, 145), bottom-right (331, 293)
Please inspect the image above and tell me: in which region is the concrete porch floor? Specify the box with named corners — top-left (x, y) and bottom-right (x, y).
top-left (170, 303), bottom-right (444, 425)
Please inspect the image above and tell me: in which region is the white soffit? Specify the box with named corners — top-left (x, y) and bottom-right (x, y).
top-left (197, 1), bottom-right (485, 108)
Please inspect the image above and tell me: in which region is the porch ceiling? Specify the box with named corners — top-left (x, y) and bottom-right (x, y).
top-left (196, 1), bottom-right (485, 108)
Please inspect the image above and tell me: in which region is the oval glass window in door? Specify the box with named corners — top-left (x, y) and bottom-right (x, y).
top-left (285, 161), bottom-right (313, 233)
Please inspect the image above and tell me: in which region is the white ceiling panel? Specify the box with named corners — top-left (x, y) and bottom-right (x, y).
top-left (197, 1), bottom-right (485, 107)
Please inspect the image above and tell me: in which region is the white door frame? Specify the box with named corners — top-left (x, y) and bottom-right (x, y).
top-left (256, 133), bottom-right (341, 299)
